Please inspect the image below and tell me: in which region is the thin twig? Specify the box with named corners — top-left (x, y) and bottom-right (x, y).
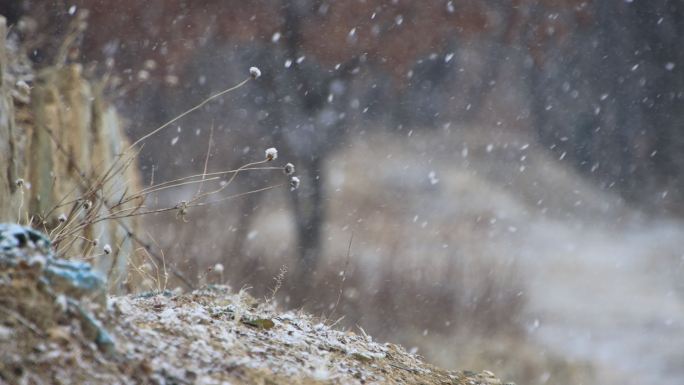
top-left (331, 232), bottom-right (353, 318)
top-left (193, 183), bottom-right (284, 206)
top-left (136, 166), bottom-right (281, 194)
top-left (128, 77), bottom-right (251, 149)
top-left (197, 123), bottom-right (214, 196)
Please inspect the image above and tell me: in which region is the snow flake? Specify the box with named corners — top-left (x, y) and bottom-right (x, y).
top-left (428, 171), bottom-right (439, 185)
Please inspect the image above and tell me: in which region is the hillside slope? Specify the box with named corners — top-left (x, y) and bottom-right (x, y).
top-left (0, 224), bottom-right (508, 385)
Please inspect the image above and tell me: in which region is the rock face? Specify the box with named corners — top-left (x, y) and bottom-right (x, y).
top-left (0, 16), bottom-right (140, 290)
top-left (0, 224), bottom-right (112, 363)
top-left (0, 224), bottom-right (508, 385)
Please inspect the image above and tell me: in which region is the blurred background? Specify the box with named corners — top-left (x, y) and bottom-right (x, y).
top-left (3, 1), bottom-right (684, 384)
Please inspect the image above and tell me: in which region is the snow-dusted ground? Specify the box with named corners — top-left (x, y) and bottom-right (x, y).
top-left (517, 218), bottom-right (684, 385)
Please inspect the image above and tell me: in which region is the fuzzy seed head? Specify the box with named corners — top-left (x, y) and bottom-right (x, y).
top-left (213, 263), bottom-right (224, 273)
top-left (283, 163), bottom-right (295, 176)
top-left (265, 147), bottom-right (278, 161)
top-left (249, 66), bottom-right (262, 79)
top-left (57, 213), bottom-right (67, 223)
top-left (103, 244), bottom-right (112, 255)
top-left (141, 263), bottom-right (153, 273)
top-left (289, 176), bottom-right (301, 191)
top-left (15, 80), bottom-right (31, 96)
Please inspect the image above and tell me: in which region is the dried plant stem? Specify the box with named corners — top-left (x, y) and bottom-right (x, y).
top-left (128, 77), bottom-right (251, 150)
top-left (136, 166), bottom-right (281, 194)
top-left (189, 159), bottom-right (268, 203)
top-left (331, 232), bottom-right (354, 318)
top-left (53, 182), bottom-right (285, 243)
top-left (197, 123), bottom-right (215, 196)
top-left (38, 66), bottom-right (293, 293)
top-left (193, 183), bottom-right (284, 206)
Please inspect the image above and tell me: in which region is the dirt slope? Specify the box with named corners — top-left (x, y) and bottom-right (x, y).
top-left (2, 287), bottom-right (509, 385)
top-left (0, 223), bottom-right (508, 385)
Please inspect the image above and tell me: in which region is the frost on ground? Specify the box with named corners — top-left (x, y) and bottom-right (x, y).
top-left (2, 285), bottom-right (508, 385)
top-left (107, 287), bottom-right (506, 384)
top-left (0, 224), bottom-right (507, 385)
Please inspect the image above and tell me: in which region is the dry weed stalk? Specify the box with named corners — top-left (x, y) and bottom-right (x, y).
top-left (267, 265), bottom-right (288, 305)
top-left (330, 232), bottom-right (353, 317)
top-left (34, 35), bottom-right (299, 291)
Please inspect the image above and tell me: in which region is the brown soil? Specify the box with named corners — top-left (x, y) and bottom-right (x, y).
top-left (1, 285), bottom-right (509, 385)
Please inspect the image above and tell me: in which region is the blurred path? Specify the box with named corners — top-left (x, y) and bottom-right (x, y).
top-left (517, 218), bottom-right (684, 385)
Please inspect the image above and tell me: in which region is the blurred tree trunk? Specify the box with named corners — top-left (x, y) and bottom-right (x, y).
top-left (278, 1), bottom-right (330, 300)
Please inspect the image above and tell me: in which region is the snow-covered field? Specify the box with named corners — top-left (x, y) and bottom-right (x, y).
top-left (320, 129), bottom-right (684, 385)
top-left (519, 218), bottom-right (684, 385)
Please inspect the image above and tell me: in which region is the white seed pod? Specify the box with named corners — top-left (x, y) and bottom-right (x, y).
top-left (249, 66), bottom-right (262, 79)
top-left (289, 176), bottom-right (301, 191)
top-left (283, 163), bottom-right (295, 176)
top-left (83, 200), bottom-right (92, 210)
top-left (103, 244), bottom-right (112, 255)
top-left (15, 178), bottom-right (24, 188)
top-left (141, 263), bottom-right (153, 273)
top-left (265, 147), bottom-right (278, 161)
top-left (16, 80), bottom-right (30, 92)
top-left (57, 213), bottom-right (67, 223)
top-left (15, 80), bottom-right (31, 101)
top-left (213, 263), bottom-right (224, 273)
